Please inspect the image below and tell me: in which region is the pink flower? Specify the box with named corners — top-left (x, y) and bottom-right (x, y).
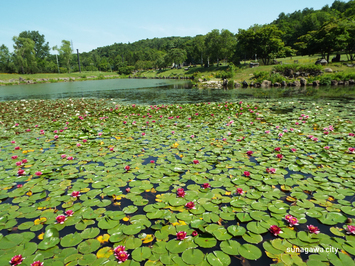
top-left (15, 146), bottom-right (20, 150)
top-left (324, 146), bottom-right (330, 150)
top-left (348, 147), bottom-right (355, 153)
top-left (35, 171), bottom-right (42, 176)
top-left (65, 210), bottom-right (74, 216)
top-left (278, 133), bottom-right (283, 138)
top-left (193, 160), bottom-right (199, 164)
top-left (116, 251), bottom-right (129, 263)
top-left (276, 154), bottom-right (283, 159)
top-left (30, 261), bottom-right (44, 266)
top-left (11, 155), bottom-right (18, 159)
top-left (246, 151), bottom-right (253, 156)
top-left (190, 135), bottom-right (194, 138)
top-left (192, 231), bottom-right (198, 237)
top-left (114, 245), bottom-right (126, 255)
top-left (150, 160), bottom-right (155, 164)
top-left (67, 156), bottom-right (74, 160)
top-left (284, 215), bottom-right (298, 226)
top-left (266, 168), bottom-right (276, 174)
top-left (202, 183), bottom-right (211, 189)
top-left (76, 143), bottom-right (82, 147)
top-left (236, 188), bottom-right (245, 195)
top-left (265, 130), bottom-right (270, 134)
top-left (269, 225), bottom-right (283, 236)
top-left (110, 147), bottom-right (114, 151)
top-left (290, 148), bottom-right (297, 152)
top-left (71, 191), bottom-right (80, 197)
top-left (17, 169), bottom-right (25, 175)
top-left (98, 132), bottom-right (103, 136)
top-left (126, 188), bottom-right (130, 193)
top-left (346, 225), bottom-right (355, 234)
top-left (307, 225), bottom-right (320, 234)
top-left (56, 215), bottom-right (66, 224)
top-left (17, 184), bottom-right (23, 188)
top-left (54, 135), bottom-right (59, 139)
top-left (22, 159), bottom-right (28, 163)
top-left (9, 254), bottom-right (24, 266)
top-left (349, 133), bottom-right (355, 137)
top-left (61, 154), bottom-right (67, 159)
top-left (142, 132), bottom-right (146, 136)
top-left (171, 131), bottom-right (175, 134)
top-left (185, 201), bottom-right (196, 209)
top-left (244, 171), bottom-right (250, 177)
top-left (16, 161), bottom-right (22, 166)
top-left (11, 140), bottom-right (16, 144)
top-left (176, 231), bottom-right (187, 240)
top-left (124, 165), bottom-right (130, 171)
top-left (176, 188), bottom-right (185, 198)
top-left (274, 147), bottom-right (281, 152)
top-left (83, 139), bottom-right (87, 143)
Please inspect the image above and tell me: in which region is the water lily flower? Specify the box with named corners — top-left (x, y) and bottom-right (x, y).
top-left (266, 168), bottom-right (276, 174)
top-left (11, 155), bottom-right (18, 159)
top-left (9, 254), bottom-right (24, 266)
top-left (65, 210), bottom-right (74, 216)
top-left (274, 147), bottom-right (281, 152)
top-left (236, 188), bottom-right (245, 195)
top-left (142, 132), bottom-right (146, 136)
top-left (11, 140), bottom-right (16, 144)
top-left (276, 154), bottom-right (283, 159)
top-left (349, 133), bottom-right (355, 137)
top-left (190, 135), bottom-right (194, 138)
top-left (307, 225), bottom-right (320, 234)
top-left (291, 148), bottom-right (297, 152)
top-left (202, 183), bottom-right (211, 189)
top-left (324, 146), bottom-right (330, 150)
top-left (17, 169), bottom-right (25, 175)
top-left (185, 201), bottom-right (196, 209)
top-left (269, 225), bottom-right (283, 236)
top-left (222, 138), bottom-right (227, 141)
top-left (348, 147), bottom-right (355, 153)
top-left (114, 245), bottom-right (126, 254)
top-left (284, 215), bottom-right (298, 226)
top-left (246, 151), bottom-right (253, 156)
top-left (54, 135), bottom-right (59, 139)
top-left (116, 251), bottom-right (129, 263)
top-left (243, 171), bottom-right (250, 177)
top-left (61, 154), bottom-right (67, 159)
top-left (176, 231), bottom-right (187, 240)
top-left (22, 159), bottom-right (28, 163)
top-left (345, 225), bottom-right (355, 234)
top-left (126, 188), bottom-right (130, 193)
top-left (110, 147), bottom-right (114, 151)
top-left (71, 191), bottom-right (80, 197)
top-left (15, 146), bottom-right (20, 150)
top-left (176, 188), bottom-right (185, 198)
top-left (67, 156), bottom-right (74, 160)
top-left (16, 161), bottom-right (22, 166)
top-left (17, 184), bottom-right (23, 188)
top-left (30, 261), bottom-right (44, 266)
top-left (83, 139), bottom-right (87, 143)
top-left (98, 132), bottom-right (103, 136)
top-left (150, 160), bottom-right (155, 163)
top-left (193, 159), bottom-right (199, 164)
top-left (55, 215), bottom-right (66, 224)
top-left (192, 231), bottom-right (198, 237)
top-left (35, 171), bottom-right (42, 176)
top-left (278, 133), bottom-right (283, 138)
top-left (124, 165), bottom-right (130, 171)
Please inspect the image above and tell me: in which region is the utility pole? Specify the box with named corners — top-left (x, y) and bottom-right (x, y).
top-left (76, 49), bottom-right (81, 73)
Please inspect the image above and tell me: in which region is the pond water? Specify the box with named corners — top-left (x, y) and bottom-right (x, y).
top-left (0, 78), bottom-right (354, 103)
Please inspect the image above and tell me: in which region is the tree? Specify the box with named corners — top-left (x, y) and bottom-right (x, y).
top-left (166, 48), bottom-right (187, 67)
top-left (19, 31), bottom-right (49, 72)
top-left (237, 25), bottom-right (285, 65)
top-left (205, 29), bottom-right (221, 66)
top-left (0, 44), bottom-right (11, 72)
top-left (53, 40), bottom-right (73, 73)
top-left (220, 29), bottom-right (237, 63)
top-left (192, 35), bottom-right (205, 66)
top-left (12, 36), bottom-right (37, 74)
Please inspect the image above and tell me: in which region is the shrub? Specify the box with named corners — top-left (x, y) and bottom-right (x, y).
top-left (252, 71), bottom-right (269, 83)
top-left (319, 76), bottom-right (332, 85)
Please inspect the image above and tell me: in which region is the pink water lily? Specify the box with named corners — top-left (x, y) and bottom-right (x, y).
top-left (16, 161), bottom-right (22, 166)
top-left (348, 147), bottom-right (355, 153)
top-left (176, 231), bottom-right (187, 240)
top-left (126, 187), bottom-right (131, 193)
top-left (65, 210), bottom-right (74, 216)
top-left (11, 155), bottom-right (18, 159)
top-left (284, 215), bottom-right (298, 226)
top-left (116, 251), bottom-right (129, 263)
top-left (10, 254), bottom-right (24, 266)
top-left (30, 261), bottom-right (44, 266)
top-left (35, 171), bottom-right (42, 176)
top-left (55, 215), bottom-right (66, 224)
top-left (266, 168), bottom-right (276, 174)
top-left (246, 151), bottom-right (253, 156)
top-left (324, 146), bottom-right (330, 150)
top-left (274, 147), bottom-right (281, 152)
top-left (349, 133), bottom-right (355, 137)
top-left (269, 225), bottom-right (283, 236)
top-left (17, 169), bottom-right (25, 175)
top-left (185, 201), bottom-right (196, 209)
top-left (124, 165), bottom-right (130, 171)
top-left (71, 191), bottom-right (80, 197)
top-left (290, 148), bottom-right (297, 152)
top-left (193, 159), bottom-right (199, 164)
top-left (236, 188), bottom-right (245, 195)
top-left (307, 225), bottom-right (320, 234)
top-left (192, 231), bottom-right (198, 237)
top-left (276, 154), bottom-right (283, 159)
top-left (176, 188), bottom-right (185, 198)
top-left (202, 183), bottom-right (211, 189)
top-left (61, 154), bottom-right (67, 159)
top-left (244, 171), bottom-right (250, 177)
top-left (346, 225), bottom-right (355, 234)
top-left (22, 159), bottom-right (28, 163)
top-left (67, 156), bottom-right (74, 160)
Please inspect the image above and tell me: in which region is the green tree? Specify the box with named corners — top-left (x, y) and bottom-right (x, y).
top-left (237, 25), bottom-right (285, 65)
top-left (12, 36), bottom-right (37, 74)
top-left (19, 31), bottom-right (50, 72)
top-left (0, 44), bottom-right (12, 72)
top-left (192, 35), bottom-right (205, 66)
top-left (166, 48), bottom-right (187, 67)
top-left (53, 40), bottom-right (73, 73)
top-left (205, 29), bottom-right (221, 66)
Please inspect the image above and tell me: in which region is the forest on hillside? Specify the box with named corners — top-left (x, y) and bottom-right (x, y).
top-left (0, 0), bottom-right (354, 74)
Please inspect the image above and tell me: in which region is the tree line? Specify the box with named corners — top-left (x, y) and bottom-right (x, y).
top-left (0, 0), bottom-right (354, 75)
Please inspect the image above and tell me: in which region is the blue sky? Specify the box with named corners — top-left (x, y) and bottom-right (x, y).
top-left (1, 0), bottom-right (338, 53)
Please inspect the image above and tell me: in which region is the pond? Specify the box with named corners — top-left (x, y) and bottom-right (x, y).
top-left (0, 81), bottom-right (355, 266)
top-left (0, 78), bottom-right (354, 103)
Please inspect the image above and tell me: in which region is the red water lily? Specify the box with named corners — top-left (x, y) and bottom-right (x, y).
top-left (124, 165), bottom-right (130, 171)
top-left (269, 225), bottom-right (282, 236)
top-left (116, 251), bottom-right (129, 263)
top-left (236, 188), bottom-right (245, 195)
top-left (31, 261), bottom-right (44, 266)
top-left (243, 171), bottom-right (250, 177)
top-left (266, 168), bottom-right (276, 174)
top-left (185, 201), bottom-right (196, 209)
top-left (307, 225), bottom-right (320, 234)
top-left (276, 154), bottom-right (283, 159)
top-left (202, 183), bottom-right (210, 189)
top-left (65, 210), bottom-right (74, 216)
top-left (10, 254), bottom-right (24, 266)
top-left (284, 215), bottom-right (298, 226)
top-left (192, 231), bottom-right (198, 237)
top-left (114, 245), bottom-right (126, 254)
top-left (274, 147), bottom-right (281, 152)
top-left (346, 225), bottom-right (355, 234)
top-left (176, 188), bottom-right (185, 198)
top-left (55, 215), bottom-right (66, 224)
top-left (193, 159), bottom-right (199, 164)
top-left (71, 191), bottom-right (80, 197)
top-left (176, 231), bottom-right (187, 240)
top-left (246, 151), bottom-right (253, 156)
